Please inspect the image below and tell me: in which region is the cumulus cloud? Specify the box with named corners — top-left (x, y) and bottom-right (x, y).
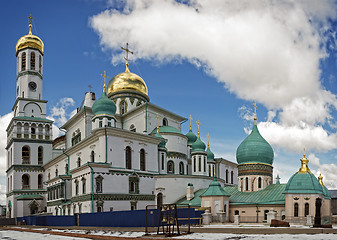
top-left (0, 112), bottom-right (13, 177)
top-left (47, 97), bottom-right (75, 139)
top-left (308, 153), bottom-right (337, 189)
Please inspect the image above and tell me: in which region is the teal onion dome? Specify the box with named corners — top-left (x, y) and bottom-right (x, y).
top-left (154, 131), bottom-right (167, 148)
top-left (186, 129), bottom-right (197, 145)
top-left (192, 137), bottom-right (206, 152)
top-left (236, 125), bottom-right (274, 165)
top-left (206, 147), bottom-right (215, 161)
top-left (92, 91), bottom-right (116, 116)
top-left (200, 177), bottom-right (231, 196)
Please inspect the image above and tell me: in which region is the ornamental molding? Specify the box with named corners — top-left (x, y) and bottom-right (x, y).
top-left (167, 151), bottom-right (187, 160)
top-left (17, 70), bottom-right (43, 80)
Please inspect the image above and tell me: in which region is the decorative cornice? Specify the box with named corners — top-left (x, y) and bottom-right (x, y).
top-left (6, 164), bottom-right (44, 173)
top-left (167, 151), bottom-right (187, 160)
top-left (71, 193), bottom-right (155, 203)
top-left (17, 70), bottom-right (43, 80)
top-left (7, 189), bottom-right (46, 197)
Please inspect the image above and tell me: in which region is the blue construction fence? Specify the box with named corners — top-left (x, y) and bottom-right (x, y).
top-left (17, 208), bottom-right (204, 227)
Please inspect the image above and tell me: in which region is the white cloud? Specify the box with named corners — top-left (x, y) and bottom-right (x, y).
top-left (308, 153), bottom-right (337, 189)
top-left (0, 112), bottom-right (13, 177)
top-left (47, 97), bottom-right (75, 139)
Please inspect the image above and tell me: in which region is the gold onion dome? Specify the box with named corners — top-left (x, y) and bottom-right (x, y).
top-left (16, 23), bottom-right (44, 55)
top-left (107, 65), bottom-right (148, 99)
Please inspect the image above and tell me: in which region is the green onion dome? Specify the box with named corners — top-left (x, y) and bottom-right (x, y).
top-left (192, 137), bottom-right (206, 153)
top-left (92, 90), bottom-right (116, 116)
top-left (186, 129), bottom-right (197, 145)
top-left (154, 131), bottom-right (167, 148)
top-left (236, 124), bottom-right (274, 165)
top-left (284, 156), bottom-right (323, 195)
top-left (206, 147), bottom-right (215, 161)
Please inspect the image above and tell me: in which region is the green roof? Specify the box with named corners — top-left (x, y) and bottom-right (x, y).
top-left (206, 147), bottom-right (215, 161)
top-left (191, 137), bottom-right (206, 152)
top-left (150, 126), bottom-right (182, 135)
top-left (14, 116), bottom-right (53, 122)
top-left (200, 179), bottom-right (230, 197)
top-left (323, 185), bottom-right (331, 199)
top-left (16, 194), bottom-right (43, 200)
top-left (92, 91), bottom-right (116, 116)
top-left (186, 129), bottom-right (197, 145)
top-left (177, 184), bottom-right (286, 207)
top-left (236, 125), bottom-right (274, 165)
top-left (284, 171), bottom-right (324, 195)
top-left (154, 131), bottom-right (167, 148)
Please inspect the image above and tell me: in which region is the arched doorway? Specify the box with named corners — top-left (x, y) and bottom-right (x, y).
top-left (157, 192), bottom-right (163, 208)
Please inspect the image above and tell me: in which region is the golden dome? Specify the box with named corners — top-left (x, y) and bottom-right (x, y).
top-left (107, 65), bottom-right (148, 98)
top-left (16, 24), bottom-right (44, 55)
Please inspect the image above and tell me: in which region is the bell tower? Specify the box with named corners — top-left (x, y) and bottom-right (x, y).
top-left (6, 16), bottom-right (52, 218)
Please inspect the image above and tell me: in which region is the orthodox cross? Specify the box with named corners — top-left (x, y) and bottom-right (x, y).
top-left (253, 101), bottom-right (257, 125)
top-left (88, 85), bottom-right (92, 92)
top-left (101, 70), bottom-right (109, 92)
top-left (196, 120), bottom-right (201, 137)
top-left (155, 113), bottom-right (160, 132)
top-left (121, 43), bottom-right (134, 71)
top-left (189, 115), bottom-right (193, 130)
top-left (207, 133), bottom-right (210, 148)
top-left (27, 14), bottom-right (34, 24)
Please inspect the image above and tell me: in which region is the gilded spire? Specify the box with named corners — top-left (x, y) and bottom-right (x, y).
top-left (189, 115), bottom-right (193, 130)
top-left (121, 43), bottom-right (134, 73)
top-left (101, 70), bottom-right (109, 93)
top-left (27, 14), bottom-right (34, 35)
top-left (298, 154), bottom-right (310, 173)
top-left (155, 113), bottom-right (160, 133)
top-left (196, 120), bottom-right (201, 138)
top-left (318, 173), bottom-right (324, 186)
top-left (253, 101), bottom-right (257, 125)
top-left (207, 133), bottom-right (210, 148)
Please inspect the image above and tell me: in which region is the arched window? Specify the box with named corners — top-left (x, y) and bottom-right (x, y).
top-left (22, 174), bottom-right (30, 189)
top-left (22, 146), bottom-right (30, 164)
top-left (140, 149), bottom-right (146, 171)
top-left (55, 168), bottom-right (58, 177)
top-left (179, 162), bottom-right (184, 175)
top-left (245, 177), bottom-right (249, 191)
top-left (161, 153), bottom-right (165, 170)
top-left (225, 169), bottom-right (229, 183)
top-left (125, 146), bottom-right (132, 169)
top-left (21, 52), bottom-right (26, 71)
top-left (231, 171), bottom-right (234, 184)
top-left (77, 157), bottom-right (81, 168)
top-left (38, 146), bottom-right (43, 164)
top-left (208, 165), bottom-right (211, 176)
top-left (294, 203), bottom-right (299, 217)
top-left (198, 157), bottom-right (201, 172)
top-left (82, 178), bottom-right (86, 194)
top-left (234, 210), bottom-right (239, 215)
top-left (157, 193), bottom-right (163, 208)
top-left (163, 118), bottom-right (168, 126)
top-left (30, 52), bottom-right (35, 70)
top-left (120, 100), bottom-right (127, 114)
top-left (204, 157), bottom-right (206, 172)
top-left (193, 157), bottom-right (196, 172)
top-left (39, 55), bottom-right (42, 73)
top-left (95, 175), bottom-right (103, 193)
top-left (167, 161), bottom-right (174, 173)
top-left (38, 174), bottom-right (43, 189)
top-left (90, 151), bottom-right (95, 162)
top-left (75, 180), bottom-right (79, 196)
top-left (258, 177), bottom-right (262, 188)
top-left (65, 164), bottom-right (69, 174)
top-left (264, 210), bottom-right (269, 221)
top-left (304, 203), bottom-right (309, 217)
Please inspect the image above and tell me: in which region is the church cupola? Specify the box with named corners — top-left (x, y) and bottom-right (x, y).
top-left (191, 120), bottom-right (207, 176)
top-left (92, 71), bottom-right (117, 129)
top-left (15, 15), bottom-right (44, 101)
top-left (107, 43), bottom-right (149, 115)
top-left (206, 133), bottom-right (216, 177)
top-left (236, 103), bottom-right (274, 192)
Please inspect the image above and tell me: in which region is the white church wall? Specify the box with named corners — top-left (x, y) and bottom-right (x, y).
top-left (162, 134), bottom-right (188, 155)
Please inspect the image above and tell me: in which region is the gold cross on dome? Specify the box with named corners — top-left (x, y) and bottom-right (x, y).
top-left (196, 120), bottom-right (201, 137)
top-left (189, 115), bottom-right (193, 130)
top-left (207, 133), bottom-right (210, 148)
top-left (253, 101), bottom-right (257, 125)
top-left (27, 14), bottom-right (34, 25)
top-left (121, 43), bottom-right (134, 71)
top-left (101, 70), bottom-right (109, 92)
top-left (155, 113), bottom-right (160, 132)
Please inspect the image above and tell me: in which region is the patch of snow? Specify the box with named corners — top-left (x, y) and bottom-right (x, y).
top-left (0, 230), bottom-right (87, 240)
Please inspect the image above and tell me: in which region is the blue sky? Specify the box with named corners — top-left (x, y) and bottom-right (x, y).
top-left (1, 0), bottom-right (337, 203)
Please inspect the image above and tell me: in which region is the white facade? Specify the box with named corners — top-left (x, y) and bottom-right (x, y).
top-left (6, 26), bottom-right (238, 218)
